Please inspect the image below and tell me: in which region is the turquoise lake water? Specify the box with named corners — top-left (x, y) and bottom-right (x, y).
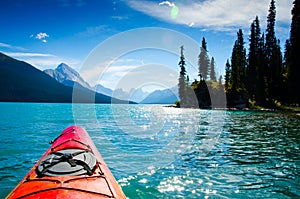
top-left (0, 103), bottom-right (299, 198)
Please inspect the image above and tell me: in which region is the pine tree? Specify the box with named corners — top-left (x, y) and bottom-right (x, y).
top-left (265, 0), bottom-right (283, 101)
top-left (284, 40), bottom-right (291, 75)
top-left (287, 0), bottom-right (300, 103)
top-left (198, 37), bottom-right (210, 80)
top-left (225, 59), bottom-right (231, 92)
top-left (256, 33), bottom-right (268, 105)
top-left (230, 29), bottom-right (246, 93)
top-left (247, 16), bottom-right (261, 100)
top-left (283, 39), bottom-right (294, 103)
top-left (210, 57), bottom-right (216, 81)
top-left (178, 45), bottom-right (187, 106)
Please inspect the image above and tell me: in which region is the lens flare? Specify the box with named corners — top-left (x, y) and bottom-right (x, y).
top-left (171, 5), bottom-right (179, 19)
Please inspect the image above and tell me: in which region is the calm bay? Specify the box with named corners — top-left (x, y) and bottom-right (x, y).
top-left (0, 103), bottom-right (299, 198)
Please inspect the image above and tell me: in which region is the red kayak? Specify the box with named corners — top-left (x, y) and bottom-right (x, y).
top-left (6, 126), bottom-right (126, 199)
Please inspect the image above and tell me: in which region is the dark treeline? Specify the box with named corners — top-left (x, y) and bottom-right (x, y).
top-left (178, 0), bottom-right (300, 109)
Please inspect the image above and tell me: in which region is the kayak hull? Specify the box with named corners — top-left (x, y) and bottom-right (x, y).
top-left (6, 126), bottom-right (126, 199)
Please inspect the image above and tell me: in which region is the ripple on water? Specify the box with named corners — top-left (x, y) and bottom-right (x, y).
top-left (1, 105), bottom-right (299, 199)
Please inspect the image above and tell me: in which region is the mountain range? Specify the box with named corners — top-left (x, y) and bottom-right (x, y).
top-left (42, 61), bottom-right (178, 104)
top-left (44, 63), bottom-right (92, 90)
top-left (141, 86), bottom-right (178, 104)
top-left (0, 52), bottom-right (126, 103)
top-left (0, 51), bottom-right (178, 104)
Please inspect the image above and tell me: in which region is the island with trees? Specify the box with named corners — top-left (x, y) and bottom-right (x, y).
top-left (177, 0), bottom-right (300, 110)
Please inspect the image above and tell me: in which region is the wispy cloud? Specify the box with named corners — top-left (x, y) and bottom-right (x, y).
top-left (81, 58), bottom-right (142, 88)
top-left (0, 42), bottom-right (26, 51)
top-left (111, 15), bottom-right (129, 20)
top-left (127, 0), bottom-right (293, 32)
top-left (4, 51), bottom-right (80, 70)
top-left (31, 32), bottom-right (50, 43)
top-left (81, 56), bottom-right (178, 92)
top-left (5, 52), bottom-right (54, 57)
top-left (0, 42), bottom-right (13, 48)
top-left (77, 25), bottom-right (114, 37)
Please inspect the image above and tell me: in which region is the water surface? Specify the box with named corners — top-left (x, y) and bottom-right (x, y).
top-left (0, 103), bottom-right (299, 198)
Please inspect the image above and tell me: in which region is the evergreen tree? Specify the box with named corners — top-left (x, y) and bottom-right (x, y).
top-left (230, 29), bottom-right (247, 93)
top-left (178, 45), bottom-right (187, 106)
top-left (198, 37), bottom-right (210, 80)
top-left (255, 33), bottom-right (268, 105)
top-left (225, 59), bottom-right (231, 91)
top-left (287, 0), bottom-right (300, 103)
top-left (210, 57), bottom-right (216, 81)
top-left (230, 43), bottom-right (239, 93)
top-left (284, 39), bottom-right (291, 100)
top-left (185, 75), bottom-right (198, 108)
top-left (265, 0), bottom-right (283, 101)
top-left (247, 16), bottom-right (261, 100)
top-left (284, 39), bottom-right (291, 74)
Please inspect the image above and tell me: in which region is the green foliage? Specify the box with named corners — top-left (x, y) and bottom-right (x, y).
top-left (255, 33), bottom-right (268, 105)
top-left (286, 0), bottom-right (300, 104)
top-left (210, 57), bottom-right (216, 81)
top-left (224, 0), bottom-right (299, 108)
top-left (247, 16), bottom-right (260, 100)
top-left (174, 100), bottom-right (180, 107)
top-left (265, 0), bottom-right (284, 101)
top-left (178, 45), bottom-right (188, 106)
top-left (225, 60), bottom-right (231, 92)
top-left (177, 0), bottom-right (299, 109)
top-left (198, 37), bottom-right (210, 80)
top-left (229, 29), bottom-right (247, 96)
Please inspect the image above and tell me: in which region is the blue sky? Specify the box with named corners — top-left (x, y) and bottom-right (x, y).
top-left (0, 0), bottom-right (293, 91)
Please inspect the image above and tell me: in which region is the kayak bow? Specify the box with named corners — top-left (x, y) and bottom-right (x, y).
top-left (6, 126), bottom-right (126, 199)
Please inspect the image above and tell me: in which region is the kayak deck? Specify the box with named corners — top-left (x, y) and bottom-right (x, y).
top-left (6, 126), bottom-right (126, 199)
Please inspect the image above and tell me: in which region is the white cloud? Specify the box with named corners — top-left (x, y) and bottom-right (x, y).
top-left (0, 42), bottom-right (13, 48)
top-left (5, 52), bottom-right (54, 57)
top-left (159, 1), bottom-right (175, 7)
top-left (188, 22), bottom-right (195, 27)
top-left (127, 0), bottom-right (293, 32)
top-left (32, 32), bottom-right (50, 43)
top-left (81, 58), bottom-right (142, 88)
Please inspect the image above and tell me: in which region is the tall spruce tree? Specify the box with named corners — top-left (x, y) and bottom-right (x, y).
top-left (265, 0), bottom-right (283, 101)
top-left (230, 42), bottom-right (238, 93)
top-left (284, 39), bottom-right (291, 102)
top-left (210, 57), bottom-right (216, 81)
top-left (284, 40), bottom-right (291, 75)
top-left (256, 33), bottom-right (268, 105)
top-left (287, 0), bottom-right (300, 103)
top-left (247, 16), bottom-right (261, 100)
top-left (178, 45), bottom-right (187, 106)
top-left (198, 37), bottom-right (210, 80)
top-left (225, 59), bottom-right (231, 92)
top-left (230, 29), bottom-right (247, 93)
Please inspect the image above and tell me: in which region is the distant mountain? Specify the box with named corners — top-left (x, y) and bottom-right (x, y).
top-left (44, 63), bottom-right (91, 89)
top-left (0, 52), bottom-right (128, 103)
top-left (140, 86), bottom-right (178, 104)
top-left (129, 88), bottom-right (149, 103)
top-left (112, 88), bottom-right (149, 103)
top-left (93, 84), bottom-right (113, 97)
